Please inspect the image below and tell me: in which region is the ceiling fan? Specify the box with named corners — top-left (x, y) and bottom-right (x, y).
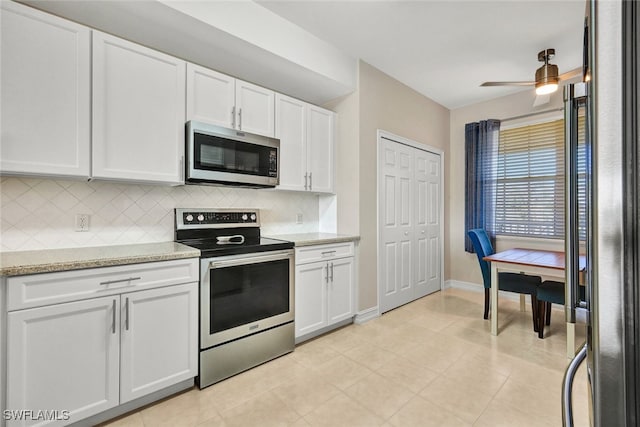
top-left (480, 48), bottom-right (582, 98)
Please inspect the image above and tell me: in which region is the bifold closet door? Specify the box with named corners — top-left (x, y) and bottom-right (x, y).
top-left (380, 137), bottom-right (441, 314)
top-left (413, 149), bottom-right (441, 298)
top-left (380, 139), bottom-right (415, 313)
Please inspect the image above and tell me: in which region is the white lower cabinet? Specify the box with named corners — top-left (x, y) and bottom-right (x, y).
top-left (7, 297), bottom-right (120, 427)
top-left (119, 283), bottom-right (198, 403)
top-left (295, 242), bottom-right (355, 340)
top-left (5, 260), bottom-right (198, 427)
top-left (295, 262), bottom-right (329, 337)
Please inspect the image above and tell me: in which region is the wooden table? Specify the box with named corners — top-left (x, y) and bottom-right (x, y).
top-left (483, 248), bottom-right (586, 358)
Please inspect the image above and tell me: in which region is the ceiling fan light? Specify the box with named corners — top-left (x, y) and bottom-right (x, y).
top-left (536, 83), bottom-right (558, 95)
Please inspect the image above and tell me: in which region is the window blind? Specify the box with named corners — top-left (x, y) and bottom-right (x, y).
top-left (495, 117), bottom-right (585, 239)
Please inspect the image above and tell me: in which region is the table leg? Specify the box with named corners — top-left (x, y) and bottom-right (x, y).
top-left (491, 264), bottom-right (498, 335)
top-left (567, 322), bottom-right (576, 359)
top-left (520, 295), bottom-right (526, 312)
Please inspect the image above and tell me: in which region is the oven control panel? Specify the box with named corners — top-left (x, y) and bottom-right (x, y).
top-left (176, 208), bottom-right (259, 229)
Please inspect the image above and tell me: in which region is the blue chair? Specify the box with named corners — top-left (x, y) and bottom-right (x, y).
top-left (467, 229), bottom-right (542, 331)
top-left (536, 280), bottom-right (585, 338)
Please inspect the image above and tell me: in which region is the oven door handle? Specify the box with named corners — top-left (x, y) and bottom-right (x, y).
top-left (207, 250), bottom-right (293, 269)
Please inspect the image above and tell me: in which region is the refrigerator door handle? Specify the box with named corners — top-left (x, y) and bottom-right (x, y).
top-left (562, 343), bottom-right (588, 427)
top-left (564, 82), bottom-right (588, 325)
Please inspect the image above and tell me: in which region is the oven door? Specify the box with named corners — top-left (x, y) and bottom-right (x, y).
top-left (200, 250), bottom-right (294, 349)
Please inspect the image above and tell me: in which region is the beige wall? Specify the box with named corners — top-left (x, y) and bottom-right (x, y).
top-left (323, 71), bottom-right (360, 236)
top-left (448, 88), bottom-right (566, 287)
top-left (357, 61), bottom-right (450, 311)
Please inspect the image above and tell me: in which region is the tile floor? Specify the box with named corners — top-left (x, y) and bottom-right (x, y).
top-left (101, 288), bottom-right (590, 427)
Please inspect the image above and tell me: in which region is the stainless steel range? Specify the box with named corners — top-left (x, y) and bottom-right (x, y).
top-left (175, 208), bottom-right (295, 388)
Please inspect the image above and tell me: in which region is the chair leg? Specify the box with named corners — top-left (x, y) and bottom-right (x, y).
top-left (546, 302), bottom-right (552, 325)
top-left (484, 288), bottom-right (490, 319)
top-left (538, 300), bottom-right (546, 339)
top-left (530, 294), bottom-right (539, 332)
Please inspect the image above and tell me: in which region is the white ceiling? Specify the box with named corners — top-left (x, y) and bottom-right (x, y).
top-left (257, 0), bottom-right (586, 109)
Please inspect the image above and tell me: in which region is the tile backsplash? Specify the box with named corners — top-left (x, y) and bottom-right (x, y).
top-left (0, 177), bottom-right (320, 252)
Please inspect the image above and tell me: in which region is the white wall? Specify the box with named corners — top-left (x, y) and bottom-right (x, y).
top-left (448, 88), bottom-right (566, 287)
top-left (0, 177), bottom-right (320, 251)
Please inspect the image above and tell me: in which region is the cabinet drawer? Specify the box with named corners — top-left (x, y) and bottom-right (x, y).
top-left (295, 242), bottom-right (354, 265)
top-left (7, 258), bottom-right (199, 311)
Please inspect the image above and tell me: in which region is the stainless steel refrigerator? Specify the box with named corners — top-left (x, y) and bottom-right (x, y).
top-left (562, 0), bottom-right (640, 425)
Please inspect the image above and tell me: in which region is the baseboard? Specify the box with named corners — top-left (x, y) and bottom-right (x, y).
top-left (354, 306), bottom-right (380, 324)
top-left (445, 279), bottom-right (531, 303)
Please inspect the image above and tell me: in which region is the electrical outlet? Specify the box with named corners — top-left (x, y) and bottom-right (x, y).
top-left (75, 214), bottom-right (90, 232)
top-left (296, 213), bottom-right (303, 224)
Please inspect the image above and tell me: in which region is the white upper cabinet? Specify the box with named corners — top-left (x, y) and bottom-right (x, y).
top-left (187, 64), bottom-right (275, 137)
top-left (275, 94), bottom-right (307, 191)
top-left (186, 64), bottom-right (235, 128)
top-left (275, 95), bottom-right (335, 193)
top-left (92, 31), bottom-right (186, 184)
top-left (307, 105), bottom-right (335, 194)
top-left (235, 80), bottom-right (275, 137)
top-left (0, 1), bottom-right (91, 178)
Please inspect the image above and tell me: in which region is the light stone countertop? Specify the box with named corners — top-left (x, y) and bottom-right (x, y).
top-left (0, 242), bottom-right (200, 277)
top-left (266, 232), bottom-right (360, 247)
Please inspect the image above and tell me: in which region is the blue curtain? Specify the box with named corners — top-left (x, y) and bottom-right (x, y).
top-left (464, 119), bottom-right (500, 252)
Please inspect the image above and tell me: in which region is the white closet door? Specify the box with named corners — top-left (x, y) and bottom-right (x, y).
top-left (380, 138), bottom-right (415, 313)
top-left (424, 152), bottom-right (442, 294)
top-left (414, 149), bottom-right (441, 298)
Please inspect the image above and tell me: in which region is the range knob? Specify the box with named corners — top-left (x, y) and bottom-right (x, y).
top-left (242, 214), bottom-right (248, 221)
top-left (250, 214), bottom-right (256, 221)
top-left (186, 214), bottom-right (193, 222)
top-left (197, 214), bottom-right (204, 221)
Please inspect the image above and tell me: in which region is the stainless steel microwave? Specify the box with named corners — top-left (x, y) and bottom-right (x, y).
top-left (185, 121), bottom-right (280, 188)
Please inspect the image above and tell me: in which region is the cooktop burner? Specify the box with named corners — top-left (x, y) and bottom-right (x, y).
top-left (174, 208), bottom-right (293, 257)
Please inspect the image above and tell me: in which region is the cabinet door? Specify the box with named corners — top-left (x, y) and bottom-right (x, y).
top-left (327, 257), bottom-right (355, 325)
top-left (0, 1), bottom-right (90, 178)
top-left (295, 262), bottom-right (328, 337)
top-left (7, 296), bottom-right (120, 426)
top-left (120, 283), bottom-right (198, 403)
top-left (92, 31), bottom-right (186, 184)
top-left (275, 94), bottom-right (307, 191)
top-left (186, 63), bottom-right (235, 128)
top-left (235, 80), bottom-right (275, 137)
top-left (307, 106), bottom-right (335, 193)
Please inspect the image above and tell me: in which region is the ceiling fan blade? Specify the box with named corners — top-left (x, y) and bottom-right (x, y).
top-left (558, 67), bottom-right (582, 81)
top-left (480, 81), bottom-right (535, 87)
top-left (533, 93), bottom-right (551, 107)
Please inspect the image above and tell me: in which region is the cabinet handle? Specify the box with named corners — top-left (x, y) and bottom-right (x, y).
top-left (111, 300), bottom-right (116, 334)
top-left (304, 173), bottom-right (308, 190)
top-left (309, 172), bottom-right (312, 191)
top-left (325, 264), bottom-right (329, 283)
top-left (125, 297), bottom-right (130, 331)
top-left (232, 106), bottom-right (236, 128)
top-left (330, 263), bottom-right (334, 281)
top-left (100, 277), bottom-right (141, 286)
top-left (238, 108), bottom-right (242, 130)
